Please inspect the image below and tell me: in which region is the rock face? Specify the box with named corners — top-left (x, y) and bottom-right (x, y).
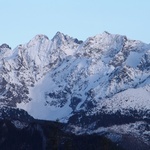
top-left (0, 31), bottom-right (150, 147)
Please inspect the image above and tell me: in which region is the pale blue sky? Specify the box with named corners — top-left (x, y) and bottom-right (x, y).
top-left (0, 0), bottom-right (150, 49)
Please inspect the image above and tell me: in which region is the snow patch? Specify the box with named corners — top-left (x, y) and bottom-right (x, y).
top-left (126, 52), bottom-right (143, 68)
top-left (17, 73), bottom-right (72, 122)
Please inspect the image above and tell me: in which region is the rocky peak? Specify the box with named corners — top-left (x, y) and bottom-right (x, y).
top-left (77, 32), bottom-right (127, 60)
top-left (26, 34), bottom-right (50, 48)
top-left (0, 43), bottom-right (11, 49)
top-left (52, 32), bottom-right (71, 45)
top-left (51, 32), bottom-right (82, 55)
top-left (32, 34), bottom-right (49, 41)
top-left (52, 31), bottom-right (82, 45)
top-left (0, 43), bottom-right (12, 59)
top-left (53, 31), bottom-right (65, 39)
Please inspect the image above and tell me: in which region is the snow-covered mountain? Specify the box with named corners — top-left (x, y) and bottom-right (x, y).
top-left (0, 31), bottom-right (150, 146)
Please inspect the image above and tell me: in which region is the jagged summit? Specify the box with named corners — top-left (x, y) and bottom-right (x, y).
top-left (52, 31), bottom-right (65, 40)
top-left (0, 43), bottom-right (11, 49)
top-left (32, 34), bottom-right (49, 40)
top-left (26, 34), bottom-right (50, 48)
top-left (52, 31), bottom-right (81, 44)
top-left (52, 31), bottom-right (83, 44)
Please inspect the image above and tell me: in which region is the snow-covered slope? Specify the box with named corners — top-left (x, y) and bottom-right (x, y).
top-left (91, 85), bottom-right (150, 117)
top-left (0, 31), bottom-right (150, 124)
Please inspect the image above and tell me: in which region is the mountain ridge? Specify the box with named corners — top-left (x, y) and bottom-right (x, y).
top-left (0, 31), bottom-right (150, 146)
top-left (0, 31), bottom-right (150, 118)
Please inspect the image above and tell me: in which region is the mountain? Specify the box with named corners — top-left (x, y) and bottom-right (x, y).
top-left (0, 31), bottom-right (150, 148)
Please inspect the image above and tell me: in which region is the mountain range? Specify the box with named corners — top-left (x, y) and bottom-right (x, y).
top-left (0, 31), bottom-right (150, 149)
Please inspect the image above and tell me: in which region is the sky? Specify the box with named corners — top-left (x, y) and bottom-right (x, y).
top-left (0, 0), bottom-right (150, 49)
